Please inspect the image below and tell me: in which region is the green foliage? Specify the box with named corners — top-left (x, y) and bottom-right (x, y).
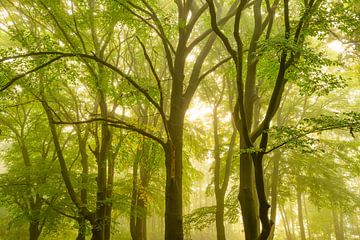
top-left (289, 47), bottom-right (347, 95)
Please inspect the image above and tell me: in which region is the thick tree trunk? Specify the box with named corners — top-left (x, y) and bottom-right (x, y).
top-left (164, 138), bottom-right (183, 240)
top-left (215, 195), bottom-right (226, 240)
top-left (164, 111), bottom-right (184, 240)
top-left (238, 146), bottom-right (259, 240)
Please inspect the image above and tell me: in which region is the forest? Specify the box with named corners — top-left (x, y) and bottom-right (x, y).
top-left (0, 0), bottom-right (359, 239)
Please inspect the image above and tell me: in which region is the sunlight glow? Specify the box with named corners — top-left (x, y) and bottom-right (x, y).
top-left (347, 89), bottom-right (360, 104)
top-left (327, 40), bottom-right (345, 53)
top-left (186, 53), bottom-right (196, 62)
top-left (186, 97), bottom-right (212, 122)
top-left (62, 126), bottom-right (74, 133)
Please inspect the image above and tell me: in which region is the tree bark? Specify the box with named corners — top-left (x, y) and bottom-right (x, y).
top-left (164, 113), bottom-right (185, 240)
top-left (238, 146), bottom-right (259, 240)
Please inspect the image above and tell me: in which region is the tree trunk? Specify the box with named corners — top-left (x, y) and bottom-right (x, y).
top-left (215, 195), bottom-right (226, 240)
top-left (90, 87), bottom-right (112, 240)
top-left (268, 151), bottom-right (280, 240)
top-left (238, 149), bottom-right (259, 240)
top-left (303, 194), bottom-right (311, 240)
top-left (280, 205), bottom-right (292, 240)
top-left (332, 209), bottom-right (345, 240)
top-left (164, 108), bottom-right (184, 240)
top-left (164, 134), bottom-right (184, 240)
top-left (29, 221), bottom-right (41, 240)
top-left (297, 188), bottom-right (306, 240)
top-left (130, 135), bottom-right (152, 240)
top-left (212, 103), bottom-right (236, 240)
top-left (130, 150), bottom-right (139, 240)
top-left (105, 147), bottom-right (115, 240)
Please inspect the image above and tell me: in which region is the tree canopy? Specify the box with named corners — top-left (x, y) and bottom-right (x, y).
top-left (0, 0), bottom-right (359, 240)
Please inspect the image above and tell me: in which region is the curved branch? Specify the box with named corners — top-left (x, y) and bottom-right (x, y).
top-left (0, 56), bottom-right (62, 91)
top-left (53, 117), bottom-right (166, 147)
top-left (206, 0), bottom-right (237, 59)
top-left (0, 52), bottom-right (163, 116)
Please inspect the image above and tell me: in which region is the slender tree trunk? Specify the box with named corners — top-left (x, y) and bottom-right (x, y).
top-left (297, 188), bottom-right (306, 240)
top-left (77, 129), bottom-right (89, 240)
top-left (139, 155), bottom-right (150, 240)
top-left (105, 146), bottom-right (115, 240)
top-left (268, 151), bottom-right (280, 240)
top-left (130, 152), bottom-right (139, 240)
top-left (212, 104), bottom-right (236, 240)
top-left (131, 134), bottom-right (152, 240)
top-left (17, 139), bottom-right (43, 240)
top-left (303, 194), bottom-right (311, 240)
top-left (280, 205), bottom-right (292, 240)
top-left (332, 209), bottom-right (345, 240)
top-left (339, 212), bottom-right (345, 239)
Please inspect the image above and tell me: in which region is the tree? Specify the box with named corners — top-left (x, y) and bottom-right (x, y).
top-left (0, 0), bottom-right (360, 239)
top-left (0, 93), bottom-right (67, 240)
top-left (206, 0), bottom-right (347, 238)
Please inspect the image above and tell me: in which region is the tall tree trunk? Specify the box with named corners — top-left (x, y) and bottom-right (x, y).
top-left (268, 151), bottom-right (280, 240)
top-left (105, 145), bottom-right (115, 240)
top-left (164, 115), bottom-right (184, 240)
top-left (303, 194), bottom-right (311, 240)
top-left (297, 188), bottom-right (306, 240)
top-left (280, 205), bottom-right (292, 240)
top-left (92, 88), bottom-right (112, 240)
top-left (139, 153), bottom-right (150, 240)
top-left (238, 149), bottom-right (259, 240)
top-left (130, 151), bottom-right (139, 240)
top-left (215, 195), bottom-right (226, 240)
top-left (332, 209), bottom-right (345, 240)
top-left (212, 103), bottom-right (236, 240)
top-left (163, 96), bottom-right (185, 239)
top-left (77, 127), bottom-right (90, 240)
top-left (131, 142), bottom-right (151, 240)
